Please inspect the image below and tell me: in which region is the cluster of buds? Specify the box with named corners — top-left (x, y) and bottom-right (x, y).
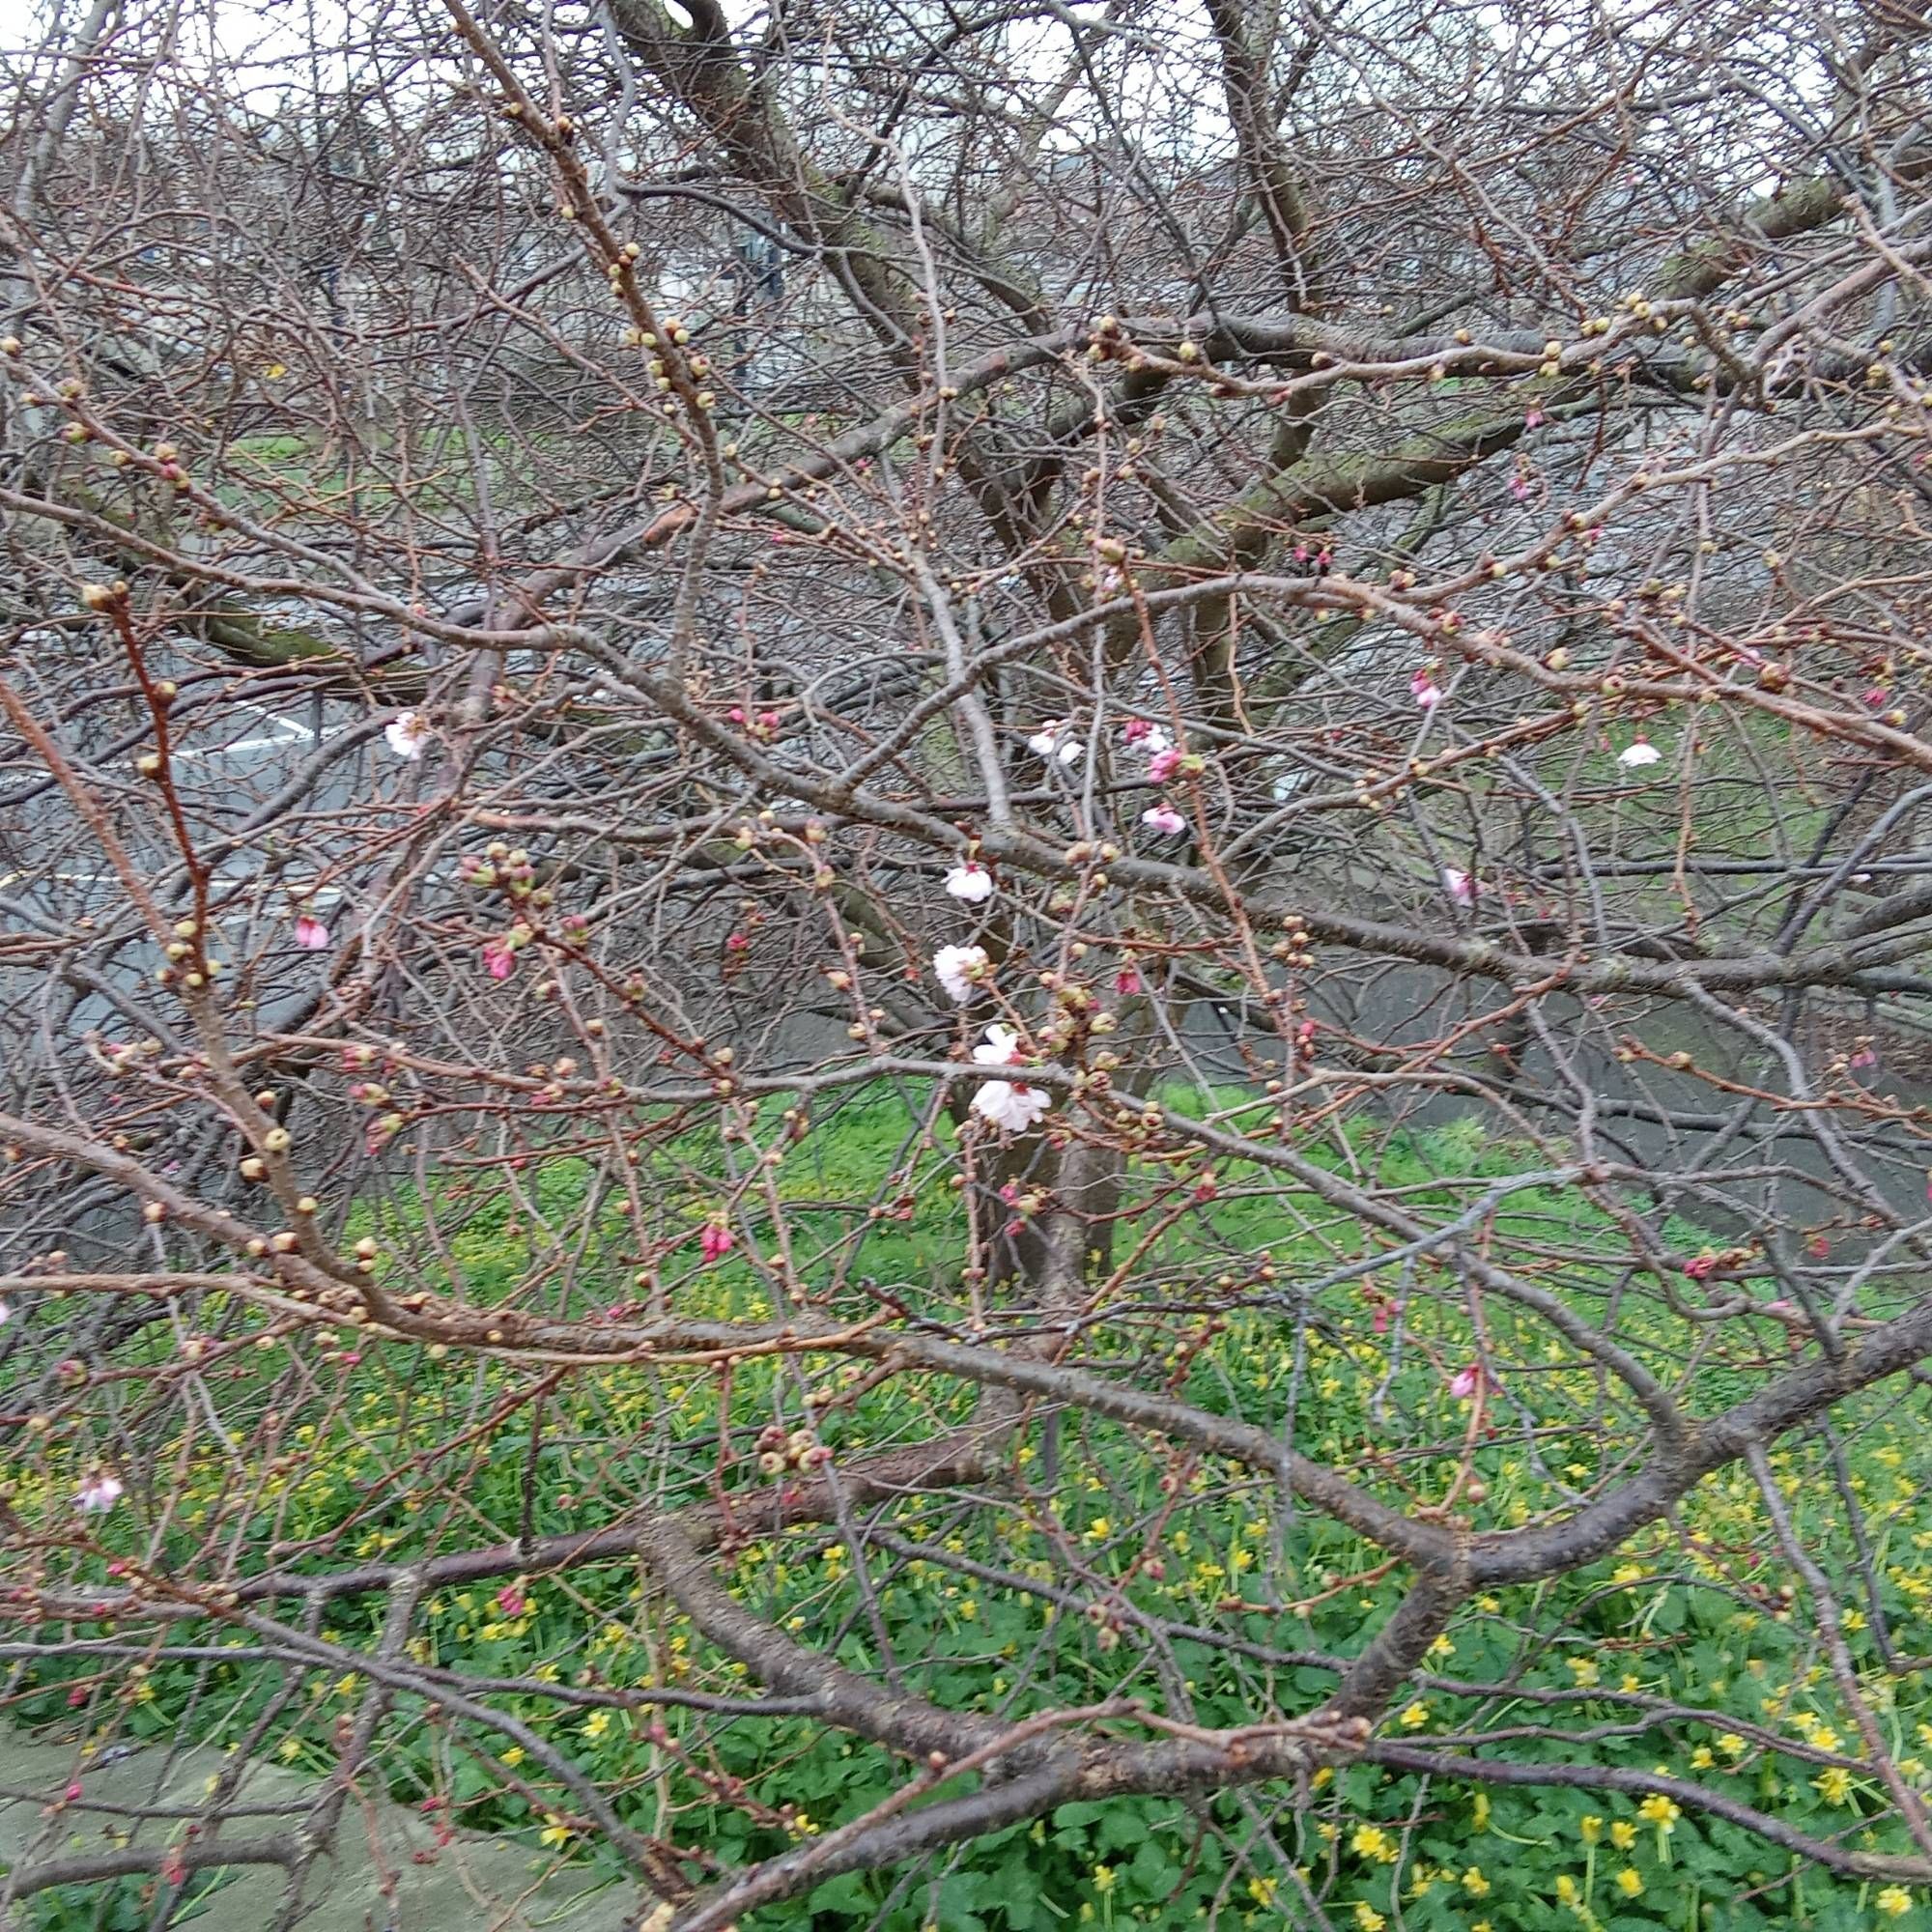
top-left (459, 842), bottom-right (540, 899)
top-left (725, 705), bottom-right (781, 741)
top-left (754, 1424), bottom-right (831, 1477)
top-left (1682, 1244), bottom-right (1754, 1282)
top-left (1270, 914), bottom-right (1315, 971)
top-left (85, 1034), bottom-right (149, 1072)
top-left (997, 1179), bottom-right (1047, 1237)
top-left (1084, 313), bottom-right (1127, 363)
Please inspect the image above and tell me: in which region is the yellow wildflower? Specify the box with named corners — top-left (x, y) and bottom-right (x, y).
top-left (1579, 1815), bottom-right (1602, 1844)
top-left (1615, 1868), bottom-right (1643, 1898)
top-left (1877, 1886), bottom-right (1913, 1918)
top-left (1463, 1867), bottom-right (1491, 1897)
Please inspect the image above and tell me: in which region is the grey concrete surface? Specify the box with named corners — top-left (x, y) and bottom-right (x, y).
top-left (0, 1731), bottom-right (642, 1931)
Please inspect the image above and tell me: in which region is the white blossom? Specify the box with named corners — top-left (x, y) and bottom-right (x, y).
top-left (1027, 722), bottom-right (1083, 764)
top-left (932, 943), bottom-right (989, 1003)
top-left (944, 864), bottom-right (995, 903)
top-left (384, 711), bottom-right (431, 759)
top-left (1617, 739), bottom-right (1662, 768)
top-left (971, 1078), bottom-right (1050, 1132)
top-left (973, 1024), bottom-right (1021, 1066)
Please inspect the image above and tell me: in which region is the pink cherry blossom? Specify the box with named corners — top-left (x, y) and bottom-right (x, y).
top-left (698, 1219), bottom-right (734, 1264)
top-left (1683, 1252), bottom-right (1719, 1281)
top-left (293, 915), bottom-right (330, 951)
top-left (1113, 967), bottom-right (1143, 995)
top-left (77, 1473), bottom-right (124, 1514)
top-left (1141, 803), bottom-right (1186, 836)
top-left (1849, 1045), bottom-right (1877, 1069)
top-left (1410, 669), bottom-right (1443, 709)
top-left (481, 939), bottom-right (519, 980)
top-left (1147, 747), bottom-right (1183, 784)
top-left (1442, 867), bottom-right (1475, 904)
top-left (1449, 1363), bottom-right (1482, 1400)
